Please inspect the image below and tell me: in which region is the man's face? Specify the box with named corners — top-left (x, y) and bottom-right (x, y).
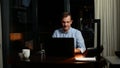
top-left (61, 16), bottom-right (72, 32)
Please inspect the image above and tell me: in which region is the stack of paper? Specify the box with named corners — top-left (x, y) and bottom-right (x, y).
top-left (75, 57), bottom-right (96, 62)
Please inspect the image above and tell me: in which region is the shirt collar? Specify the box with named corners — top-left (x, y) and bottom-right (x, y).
top-left (60, 27), bottom-right (72, 33)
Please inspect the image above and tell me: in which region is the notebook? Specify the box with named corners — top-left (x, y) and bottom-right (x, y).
top-left (75, 57), bottom-right (96, 62)
top-left (44, 38), bottom-right (75, 58)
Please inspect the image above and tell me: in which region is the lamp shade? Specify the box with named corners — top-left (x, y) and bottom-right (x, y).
top-left (10, 33), bottom-right (23, 41)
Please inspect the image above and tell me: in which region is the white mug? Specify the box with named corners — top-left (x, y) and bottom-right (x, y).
top-left (22, 49), bottom-right (30, 59)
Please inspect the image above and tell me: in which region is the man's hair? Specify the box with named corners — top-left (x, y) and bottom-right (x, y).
top-left (61, 12), bottom-right (72, 20)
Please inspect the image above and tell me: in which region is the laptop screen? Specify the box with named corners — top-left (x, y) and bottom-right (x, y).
top-left (44, 38), bottom-right (74, 58)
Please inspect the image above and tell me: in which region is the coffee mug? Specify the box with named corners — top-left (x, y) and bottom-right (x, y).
top-left (22, 49), bottom-right (30, 61)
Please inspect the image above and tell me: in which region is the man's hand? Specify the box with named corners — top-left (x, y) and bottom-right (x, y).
top-left (74, 48), bottom-right (87, 57)
top-left (74, 48), bottom-right (81, 53)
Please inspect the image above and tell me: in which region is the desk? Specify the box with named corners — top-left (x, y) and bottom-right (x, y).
top-left (104, 56), bottom-right (120, 68)
top-left (10, 53), bottom-right (106, 68)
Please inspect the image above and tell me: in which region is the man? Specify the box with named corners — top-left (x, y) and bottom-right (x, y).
top-left (52, 12), bottom-right (86, 54)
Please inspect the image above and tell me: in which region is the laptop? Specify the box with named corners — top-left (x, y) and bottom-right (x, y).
top-left (44, 38), bottom-right (75, 58)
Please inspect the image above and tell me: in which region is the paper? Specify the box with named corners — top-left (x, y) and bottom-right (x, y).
top-left (75, 57), bottom-right (96, 62)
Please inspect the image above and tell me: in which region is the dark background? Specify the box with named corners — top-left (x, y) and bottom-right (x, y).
top-left (9, 0), bottom-right (94, 51)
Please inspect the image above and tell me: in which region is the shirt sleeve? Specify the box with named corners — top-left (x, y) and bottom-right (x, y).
top-left (52, 30), bottom-right (57, 38)
top-left (76, 31), bottom-right (86, 53)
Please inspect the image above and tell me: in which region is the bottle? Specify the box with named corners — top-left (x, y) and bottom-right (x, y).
top-left (40, 43), bottom-right (46, 61)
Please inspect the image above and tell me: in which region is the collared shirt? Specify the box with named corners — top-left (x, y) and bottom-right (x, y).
top-left (52, 27), bottom-right (86, 53)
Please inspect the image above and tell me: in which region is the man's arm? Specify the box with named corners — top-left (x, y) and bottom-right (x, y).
top-left (75, 30), bottom-right (86, 54)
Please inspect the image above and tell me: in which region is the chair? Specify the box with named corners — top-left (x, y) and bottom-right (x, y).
top-left (81, 19), bottom-right (103, 57)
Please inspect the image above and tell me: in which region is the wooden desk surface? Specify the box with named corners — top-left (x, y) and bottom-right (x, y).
top-left (10, 53), bottom-right (106, 68)
top-left (28, 53), bottom-right (94, 64)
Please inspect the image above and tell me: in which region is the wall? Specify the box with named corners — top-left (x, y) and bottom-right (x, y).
top-left (0, 1), bottom-right (3, 68)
